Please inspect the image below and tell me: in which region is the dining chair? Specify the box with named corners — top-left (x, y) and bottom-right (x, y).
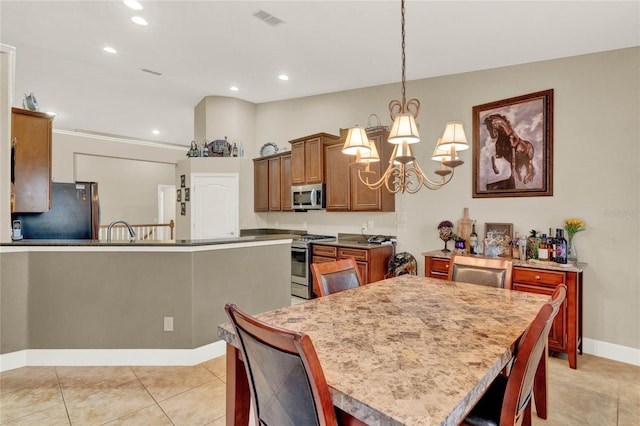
top-left (448, 254), bottom-right (513, 289)
top-left (462, 284), bottom-right (567, 426)
top-left (225, 303), bottom-right (338, 426)
top-left (311, 257), bottom-right (363, 297)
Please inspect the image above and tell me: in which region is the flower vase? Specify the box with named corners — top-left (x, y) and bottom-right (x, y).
top-left (567, 234), bottom-right (578, 262)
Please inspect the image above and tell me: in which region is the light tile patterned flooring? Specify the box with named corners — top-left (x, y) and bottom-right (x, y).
top-left (0, 354), bottom-right (638, 425)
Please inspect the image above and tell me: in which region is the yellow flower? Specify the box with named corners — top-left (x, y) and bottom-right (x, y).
top-left (564, 218), bottom-right (586, 236)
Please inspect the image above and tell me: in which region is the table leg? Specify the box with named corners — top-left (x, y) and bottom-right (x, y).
top-left (533, 342), bottom-right (548, 419)
top-left (226, 344), bottom-right (251, 426)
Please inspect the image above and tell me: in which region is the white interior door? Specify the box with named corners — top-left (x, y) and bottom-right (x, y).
top-left (191, 173), bottom-right (239, 239)
top-left (157, 184), bottom-right (176, 239)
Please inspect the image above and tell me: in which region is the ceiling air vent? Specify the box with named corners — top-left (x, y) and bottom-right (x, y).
top-left (253, 10), bottom-right (284, 27)
top-left (141, 68), bottom-right (162, 76)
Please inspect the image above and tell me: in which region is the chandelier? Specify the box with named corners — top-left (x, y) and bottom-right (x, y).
top-left (342, 0), bottom-right (468, 194)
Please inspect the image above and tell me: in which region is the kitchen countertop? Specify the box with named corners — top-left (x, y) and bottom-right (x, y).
top-left (1, 235), bottom-right (294, 248)
top-left (313, 232), bottom-right (396, 250)
top-left (422, 250), bottom-right (586, 273)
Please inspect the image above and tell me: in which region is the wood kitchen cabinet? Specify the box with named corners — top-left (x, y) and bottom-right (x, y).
top-left (253, 158), bottom-right (269, 212)
top-left (254, 152), bottom-right (292, 212)
top-left (312, 243), bottom-right (394, 286)
top-left (280, 153), bottom-right (292, 211)
top-left (323, 129), bottom-right (395, 212)
top-left (423, 252), bottom-right (583, 369)
top-left (11, 107), bottom-right (53, 213)
top-left (324, 142), bottom-right (350, 211)
top-left (289, 133), bottom-right (339, 185)
top-left (350, 129), bottom-right (395, 212)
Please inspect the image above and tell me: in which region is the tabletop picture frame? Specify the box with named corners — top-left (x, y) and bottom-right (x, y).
top-left (484, 222), bottom-right (513, 257)
top-left (472, 89), bottom-right (554, 198)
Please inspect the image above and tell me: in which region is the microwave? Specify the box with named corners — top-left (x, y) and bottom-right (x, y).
top-left (291, 184), bottom-right (325, 210)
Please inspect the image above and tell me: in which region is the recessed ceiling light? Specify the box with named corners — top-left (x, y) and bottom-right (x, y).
top-left (103, 46), bottom-right (117, 54)
top-left (124, 0), bottom-right (143, 10)
top-left (152, 129), bottom-right (160, 135)
top-left (131, 16), bottom-right (148, 26)
top-left (230, 86), bottom-right (239, 92)
top-left (278, 74), bottom-right (289, 81)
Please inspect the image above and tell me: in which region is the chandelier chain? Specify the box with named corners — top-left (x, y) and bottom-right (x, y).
top-left (400, 0), bottom-right (406, 110)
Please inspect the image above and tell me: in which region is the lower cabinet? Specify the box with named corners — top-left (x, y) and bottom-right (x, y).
top-left (423, 254), bottom-right (583, 369)
top-left (312, 244), bottom-right (394, 289)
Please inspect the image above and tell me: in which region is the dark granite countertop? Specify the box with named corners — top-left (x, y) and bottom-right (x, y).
top-left (1, 234), bottom-right (294, 247)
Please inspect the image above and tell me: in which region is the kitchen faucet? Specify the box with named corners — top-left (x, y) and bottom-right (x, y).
top-left (107, 220), bottom-right (136, 242)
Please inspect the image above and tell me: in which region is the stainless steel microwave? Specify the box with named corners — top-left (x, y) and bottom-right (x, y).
top-left (291, 184), bottom-right (325, 210)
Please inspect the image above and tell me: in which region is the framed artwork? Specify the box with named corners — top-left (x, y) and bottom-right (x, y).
top-left (180, 202), bottom-right (186, 216)
top-left (185, 188), bottom-right (190, 201)
top-left (484, 222), bottom-right (513, 257)
top-left (176, 189), bottom-right (182, 202)
top-left (180, 174), bottom-right (186, 188)
top-left (472, 89), bottom-right (554, 198)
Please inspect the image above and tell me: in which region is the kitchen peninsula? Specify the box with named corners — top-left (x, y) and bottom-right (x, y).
top-left (0, 236), bottom-right (291, 369)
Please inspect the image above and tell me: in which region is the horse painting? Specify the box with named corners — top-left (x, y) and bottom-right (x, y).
top-left (483, 114), bottom-right (536, 188)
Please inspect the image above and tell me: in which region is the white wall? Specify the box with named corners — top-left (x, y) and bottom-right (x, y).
top-left (253, 48), bottom-right (640, 352)
top-left (0, 45), bottom-right (16, 243)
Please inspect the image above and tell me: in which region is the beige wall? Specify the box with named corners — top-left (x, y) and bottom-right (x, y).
top-left (253, 48), bottom-right (640, 351)
top-left (0, 45), bottom-right (16, 243)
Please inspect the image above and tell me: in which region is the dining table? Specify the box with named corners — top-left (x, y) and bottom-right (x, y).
top-left (218, 274), bottom-right (550, 426)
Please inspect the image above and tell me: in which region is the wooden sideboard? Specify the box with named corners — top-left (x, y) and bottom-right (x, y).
top-left (423, 251), bottom-right (583, 369)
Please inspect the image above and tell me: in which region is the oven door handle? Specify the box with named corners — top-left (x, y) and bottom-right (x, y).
top-left (291, 246), bottom-right (307, 253)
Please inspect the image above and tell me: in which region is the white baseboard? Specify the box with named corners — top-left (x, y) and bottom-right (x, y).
top-left (2, 338), bottom-right (638, 372)
top-left (582, 338), bottom-right (640, 366)
top-left (0, 341), bottom-right (227, 372)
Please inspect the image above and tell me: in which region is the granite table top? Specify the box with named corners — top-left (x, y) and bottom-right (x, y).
top-left (218, 274), bottom-right (549, 426)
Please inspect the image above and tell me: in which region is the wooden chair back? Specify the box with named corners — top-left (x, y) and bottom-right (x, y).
top-left (225, 303), bottom-right (338, 426)
top-left (311, 258), bottom-right (363, 297)
top-left (502, 284), bottom-right (566, 425)
top-left (448, 254), bottom-right (513, 289)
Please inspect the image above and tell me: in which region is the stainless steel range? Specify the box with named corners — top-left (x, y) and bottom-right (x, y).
top-left (291, 234), bottom-right (336, 299)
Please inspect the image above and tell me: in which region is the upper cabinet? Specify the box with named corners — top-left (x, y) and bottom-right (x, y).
top-left (253, 152), bottom-right (293, 212)
top-left (324, 128), bottom-right (395, 212)
top-left (350, 129), bottom-right (395, 212)
top-left (11, 107), bottom-right (53, 213)
top-left (289, 133), bottom-right (339, 185)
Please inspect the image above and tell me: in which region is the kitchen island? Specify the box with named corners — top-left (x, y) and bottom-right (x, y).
top-left (0, 236), bottom-right (292, 370)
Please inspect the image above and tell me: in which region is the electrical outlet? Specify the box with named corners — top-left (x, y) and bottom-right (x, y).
top-left (368, 220), bottom-right (374, 230)
top-left (164, 316), bottom-right (174, 332)
top-left (397, 212), bottom-right (406, 222)
top-left (361, 223), bottom-right (367, 232)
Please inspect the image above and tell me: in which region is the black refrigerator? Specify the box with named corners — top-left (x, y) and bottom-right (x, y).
top-left (12, 182), bottom-right (100, 239)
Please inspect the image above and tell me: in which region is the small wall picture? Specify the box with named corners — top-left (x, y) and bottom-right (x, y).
top-left (176, 189), bottom-right (182, 202)
top-left (180, 202), bottom-right (186, 216)
top-left (484, 222), bottom-right (513, 257)
top-left (180, 174), bottom-right (186, 188)
top-left (185, 188), bottom-right (190, 201)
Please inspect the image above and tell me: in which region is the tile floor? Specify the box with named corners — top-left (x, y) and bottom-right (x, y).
top-left (0, 353), bottom-right (638, 425)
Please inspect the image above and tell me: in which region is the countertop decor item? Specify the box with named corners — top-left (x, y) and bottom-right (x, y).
top-left (564, 218), bottom-right (585, 262)
top-left (437, 220), bottom-right (453, 253)
top-left (259, 142), bottom-right (278, 157)
top-left (340, 0), bottom-right (467, 194)
top-left (23, 92), bottom-right (39, 111)
top-left (457, 207), bottom-right (473, 248)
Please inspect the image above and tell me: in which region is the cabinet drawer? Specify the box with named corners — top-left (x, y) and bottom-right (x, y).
top-left (513, 267), bottom-right (565, 287)
top-left (431, 259), bottom-right (450, 274)
top-left (338, 247), bottom-right (369, 262)
top-left (312, 256), bottom-right (336, 264)
top-left (312, 245), bottom-right (337, 258)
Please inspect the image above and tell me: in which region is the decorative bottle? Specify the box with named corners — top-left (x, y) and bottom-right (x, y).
top-left (232, 142), bottom-right (238, 157)
top-left (469, 221), bottom-right (478, 255)
top-left (527, 230), bottom-right (541, 260)
top-left (555, 229), bottom-right (568, 264)
top-left (512, 231), bottom-right (520, 259)
top-left (538, 234), bottom-right (549, 261)
top-left (547, 228), bottom-right (555, 262)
